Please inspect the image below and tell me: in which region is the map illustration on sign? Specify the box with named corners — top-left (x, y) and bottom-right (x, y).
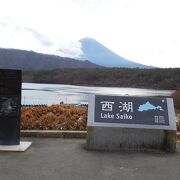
top-left (138, 101), bottom-right (164, 112)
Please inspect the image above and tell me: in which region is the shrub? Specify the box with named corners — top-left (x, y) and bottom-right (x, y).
top-left (173, 89), bottom-right (180, 110)
top-left (21, 105), bottom-right (88, 130)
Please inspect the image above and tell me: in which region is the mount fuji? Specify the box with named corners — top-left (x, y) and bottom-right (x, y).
top-left (79, 38), bottom-right (149, 68)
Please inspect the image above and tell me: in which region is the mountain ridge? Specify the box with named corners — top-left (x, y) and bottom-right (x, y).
top-left (0, 48), bottom-right (100, 70)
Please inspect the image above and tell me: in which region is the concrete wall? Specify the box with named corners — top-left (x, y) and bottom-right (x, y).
top-left (86, 126), bottom-right (176, 152)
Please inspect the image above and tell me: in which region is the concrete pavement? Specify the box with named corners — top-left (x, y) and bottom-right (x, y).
top-left (0, 138), bottom-right (180, 180)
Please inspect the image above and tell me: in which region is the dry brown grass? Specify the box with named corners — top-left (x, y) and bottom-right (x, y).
top-left (21, 105), bottom-right (87, 130)
top-left (173, 89), bottom-right (180, 112)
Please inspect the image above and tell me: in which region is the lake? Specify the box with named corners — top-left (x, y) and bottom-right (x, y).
top-left (22, 83), bottom-right (174, 105)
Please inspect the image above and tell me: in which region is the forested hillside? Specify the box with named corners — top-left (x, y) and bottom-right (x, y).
top-left (22, 68), bottom-right (180, 90)
top-left (0, 48), bottom-right (100, 70)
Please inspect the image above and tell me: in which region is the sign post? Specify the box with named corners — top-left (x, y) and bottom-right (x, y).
top-left (87, 95), bottom-right (177, 152)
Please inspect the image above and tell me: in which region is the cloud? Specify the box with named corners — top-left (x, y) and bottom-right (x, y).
top-left (23, 27), bottom-right (53, 47)
top-left (56, 41), bottom-right (83, 58)
top-left (0, 18), bottom-right (53, 48)
top-left (0, 17), bottom-right (83, 58)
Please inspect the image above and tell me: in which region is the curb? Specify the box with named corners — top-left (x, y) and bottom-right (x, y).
top-left (21, 130), bottom-right (87, 138)
top-left (21, 130), bottom-right (180, 140)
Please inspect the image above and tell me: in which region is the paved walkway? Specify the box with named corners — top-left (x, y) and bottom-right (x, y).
top-left (0, 138), bottom-right (180, 180)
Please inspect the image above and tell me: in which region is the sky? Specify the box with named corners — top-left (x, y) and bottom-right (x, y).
top-left (0, 0), bottom-right (180, 68)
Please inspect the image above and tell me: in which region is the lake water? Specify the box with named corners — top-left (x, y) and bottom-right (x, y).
top-left (21, 83), bottom-right (174, 105)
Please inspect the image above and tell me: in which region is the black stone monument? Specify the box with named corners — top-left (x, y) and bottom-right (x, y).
top-left (0, 69), bottom-right (21, 145)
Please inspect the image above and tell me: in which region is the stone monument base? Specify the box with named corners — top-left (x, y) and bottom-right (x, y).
top-left (86, 126), bottom-right (176, 152)
top-left (0, 141), bottom-right (32, 152)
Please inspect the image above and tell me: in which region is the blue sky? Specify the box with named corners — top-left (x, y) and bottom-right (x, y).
top-left (0, 0), bottom-right (180, 67)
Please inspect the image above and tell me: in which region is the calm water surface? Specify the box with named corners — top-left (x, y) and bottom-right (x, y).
top-left (22, 83), bottom-right (174, 105)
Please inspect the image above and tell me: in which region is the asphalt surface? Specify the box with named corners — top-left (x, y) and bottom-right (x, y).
top-left (0, 138), bottom-right (180, 180)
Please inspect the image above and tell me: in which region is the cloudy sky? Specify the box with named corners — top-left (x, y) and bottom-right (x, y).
top-left (0, 0), bottom-right (180, 68)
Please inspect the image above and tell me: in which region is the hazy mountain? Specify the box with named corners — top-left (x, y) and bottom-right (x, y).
top-left (79, 38), bottom-right (149, 68)
top-left (0, 48), bottom-right (100, 71)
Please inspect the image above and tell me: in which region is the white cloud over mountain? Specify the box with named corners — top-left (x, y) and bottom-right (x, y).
top-left (0, 17), bottom-right (83, 58)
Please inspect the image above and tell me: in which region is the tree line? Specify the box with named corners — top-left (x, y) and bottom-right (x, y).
top-left (22, 68), bottom-right (180, 90)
